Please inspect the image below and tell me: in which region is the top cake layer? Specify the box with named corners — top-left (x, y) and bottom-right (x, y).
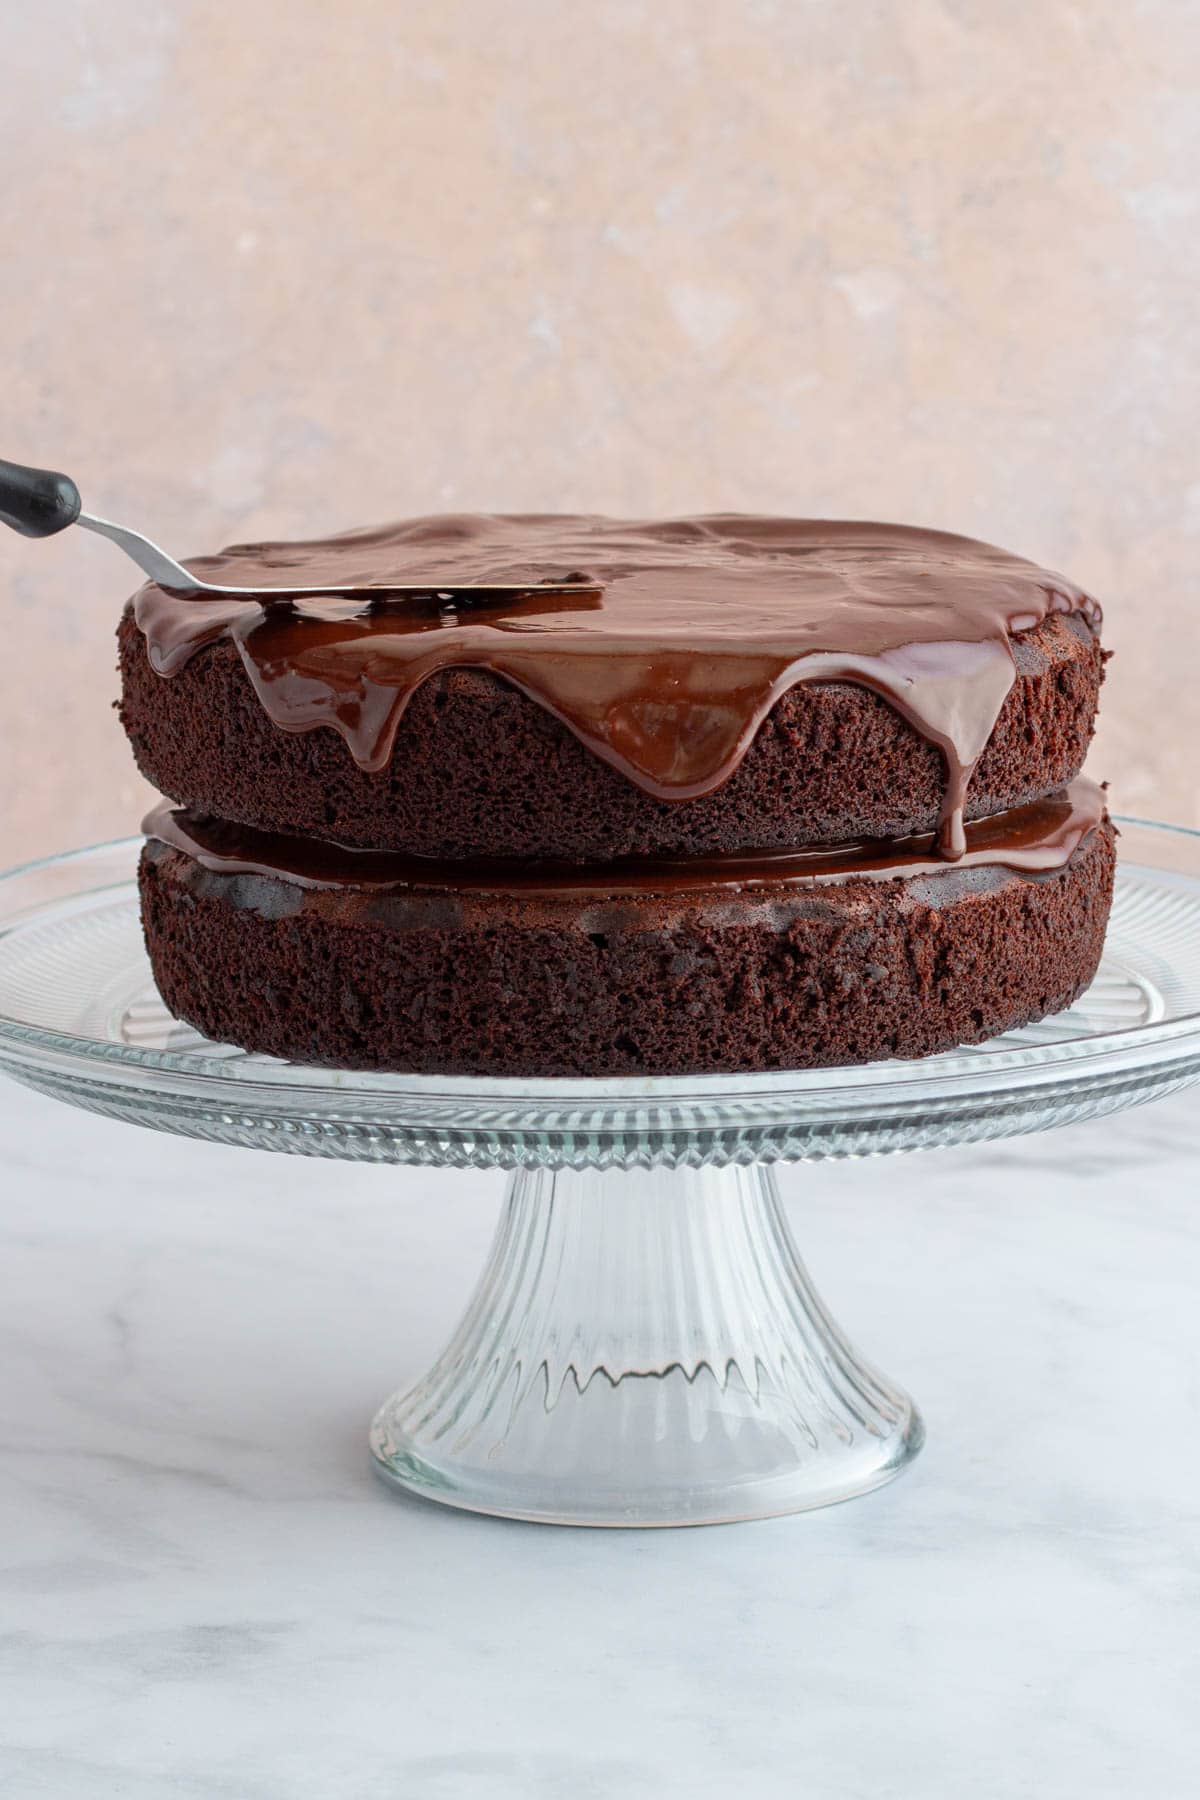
top-left (120, 514), bottom-right (1104, 862)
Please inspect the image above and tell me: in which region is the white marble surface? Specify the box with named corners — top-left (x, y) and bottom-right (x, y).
top-left (1, 1078), bottom-right (1198, 1799)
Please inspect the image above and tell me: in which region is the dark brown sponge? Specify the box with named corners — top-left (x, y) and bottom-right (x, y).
top-left (119, 609), bottom-right (1104, 861)
top-left (138, 815), bottom-right (1115, 1078)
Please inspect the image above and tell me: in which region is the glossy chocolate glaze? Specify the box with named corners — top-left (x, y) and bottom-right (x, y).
top-left (143, 776), bottom-right (1106, 900)
top-left (132, 514), bottom-right (1102, 859)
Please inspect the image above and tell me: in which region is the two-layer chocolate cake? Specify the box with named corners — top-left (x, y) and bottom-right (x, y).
top-left (118, 515), bottom-right (1113, 1075)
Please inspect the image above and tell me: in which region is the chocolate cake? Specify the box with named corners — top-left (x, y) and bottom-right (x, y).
top-left (118, 514), bottom-right (1114, 1076)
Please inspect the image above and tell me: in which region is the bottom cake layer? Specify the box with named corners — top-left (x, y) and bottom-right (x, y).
top-left (138, 783), bottom-right (1115, 1077)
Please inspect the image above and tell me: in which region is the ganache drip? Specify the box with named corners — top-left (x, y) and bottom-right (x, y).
top-left (131, 514), bottom-right (1102, 862)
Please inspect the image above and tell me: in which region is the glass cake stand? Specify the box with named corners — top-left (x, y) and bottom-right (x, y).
top-left (0, 822), bottom-right (1198, 1528)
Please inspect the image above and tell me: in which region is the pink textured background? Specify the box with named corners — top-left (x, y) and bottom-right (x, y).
top-left (1, 0), bottom-right (1198, 861)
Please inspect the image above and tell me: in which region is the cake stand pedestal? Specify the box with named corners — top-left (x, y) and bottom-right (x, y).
top-left (1, 823), bottom-right (1198, 1527)
top-left (370, 1161), bottom-right (920, 1523)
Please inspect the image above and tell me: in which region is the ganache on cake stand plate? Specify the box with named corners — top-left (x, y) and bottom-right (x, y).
top-left (1, 821), bottom-right (1199, 1527)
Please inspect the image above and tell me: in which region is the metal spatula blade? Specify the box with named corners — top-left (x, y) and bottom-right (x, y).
top-left (0, 458), bottom-right (595, 602)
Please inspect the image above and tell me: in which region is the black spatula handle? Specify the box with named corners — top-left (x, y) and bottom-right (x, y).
top-left (0, 458), bottom-right (82, 538)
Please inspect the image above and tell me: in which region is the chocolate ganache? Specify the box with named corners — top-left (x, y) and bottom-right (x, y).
top-left (132, 514), bottom-right (1102, 861)
top-left (143, 777), bottom-right (1106, 899)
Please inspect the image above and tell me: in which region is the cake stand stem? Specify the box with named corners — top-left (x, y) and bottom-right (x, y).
top-left (370, 1162), bottom-right (923, 1526)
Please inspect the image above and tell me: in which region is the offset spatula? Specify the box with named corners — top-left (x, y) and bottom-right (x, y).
top-left (0, 458), bottom-right (594, 602)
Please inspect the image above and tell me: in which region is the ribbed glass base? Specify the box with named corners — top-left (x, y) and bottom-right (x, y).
top-left (369, 1164), bottom-right (923, 1526)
